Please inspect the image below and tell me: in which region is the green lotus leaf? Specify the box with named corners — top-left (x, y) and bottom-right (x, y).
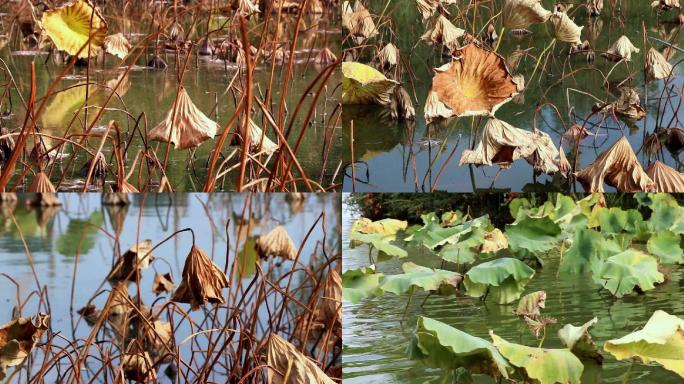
top-left (441, 211), bottom-right (464, 227)
top-left (464, 258), bottom-right (535, 304)
top-left (341, 265), bottom-right (384, 304)
top-left (509, 197), bottom-right (533, 220)
top-left (647, 230), bottom-right (684, 264)
top-left (438, 227), bottom-right (486, 265)
top-left (408, 214), bottom-right (490, 250)
top-left (604, 310), bottom-right (684, 378)
top-left (505, 216), bottom-right (561, 253)
top-left (409, 316), bottom-right (511, 379)
top-left (561, 228), bottom-right (621, 274)
top-left (380, 262), bottom-right (461, 295)
top-left (342, 62), bottom-right (398, 105)
top-left (41, 0), bottom-right (108, 58)
top-left (349, 231), bottom-right (407, 258)
top-left (597, 207), bottom-right (648, 241)
top-left (640, 193), bottom-right (684, 233)
top-left (558, 317), bottom-right (603, 362)
top-left (490, 331), bottom-right (584, 384)
top-left (592, 249), bottom-right (664, 297)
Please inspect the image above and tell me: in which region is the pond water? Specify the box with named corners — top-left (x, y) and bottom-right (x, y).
top-left (0, 192), bottom-right (340, 382)
top-left (342, 0), bottom-right (684, 192)
top-left (342, 199), bottom-right (684, 383)
top-left (0, 3), bottom-right (342, 191)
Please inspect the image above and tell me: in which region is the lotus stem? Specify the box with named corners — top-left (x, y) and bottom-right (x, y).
top-left (621, 360), bottom-right (634, 384)
top-left (537, 325), bottom-right (546, 348)
top-left (529, 38), bottom-right (556, 87)
top-left (495, 27), bottom-right (505, 52)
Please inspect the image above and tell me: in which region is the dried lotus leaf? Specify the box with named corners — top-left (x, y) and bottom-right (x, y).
top-left (502, 0), bottom-right (551, 29)
top-left (646, 160), bottom-right (684, 192)
top-left (267, 334), bottom-right (335, 384)
top-left (41, 0), bottom-right (108, 58)
top-left (152, 272), bottom-right (175, 295)
top-left (171, 245), bottom-right (229, 311)
top-left (0, 313), bottom-right (49, 380)
top-left (255, 225), bottom-right (297, 260)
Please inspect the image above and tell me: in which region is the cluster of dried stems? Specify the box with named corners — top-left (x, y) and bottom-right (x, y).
top-left (0, 0), bottom-right (343, 193)
top-left (0, 192), bottom-right (342, 383)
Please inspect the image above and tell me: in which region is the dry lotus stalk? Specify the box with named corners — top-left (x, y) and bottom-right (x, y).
top-left (148, 87), bottom-right (218, 150)
top-left (0, 313), bottom-right (49, 380)
top-left (377, 42), bottom-right (398, 69)
top-left (459, 118), bottom-right (557, 170)
top-left (502, 0), bottom-right (551, 29)
top-left (342, 62), bottom-right (398, 105)
top-left (152, 272), bottom-right (175, 295)
top-left (41, 0), bottom-right (108, 58)
top-left (575, 137), bottom-right (656, 192)
top-left (646, 48), bottom-right (674, 81)
top-left (390, 85), bottom-right (416, 121)
top-left (120, 350), bottom-right (157, 382)
top-left (256, 226), bottom-right (297, 260)
top-left (342, 1), bottom-right (377, 39)
top-left (646, 161), bottom-right (684, 192)
top-left (429, 44), bottom-right (518, 118)
top-left (267, 334), bottom-right (335, 384)
top-left (321, 269), bottom-right (342, 326)
top-left (601, 35), bottom-right (639, 62)
top-left (104, 33), bottom-right (131, 59)
top-left (549, 11), bottom-right (583, 45)
top-left (421, 15), bottom-right (465, 52)
top-left (314, 47), bottom-right (337, 65)
top-left (424, 90), bottom-right (453, 123)
top-left (171, 245), bottom-right (229, 311)
top-left (108, 240), bottom-right (155, 282)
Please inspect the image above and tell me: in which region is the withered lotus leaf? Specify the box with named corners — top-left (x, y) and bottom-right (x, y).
top-left (558, 149), bottom-right (571, 178)
top-left (255, 225), bottom-right (298, 260)
top-left (342, 1), bottom-right (377, 39)
top-left (77, 304), bottom-right (99, 326)
top-left (525, 130), bottom-right (560, 175)
top-left (502, 0), bottom-right (551, 30)
top-left (646, 48), bottom-right (674, 81)
top-left (0, 313), bottom-right (49, 380)
top-left (646, 161), bottom-right (684, 192)
top-left (421, 15), bottom-right (465, 52)
top-left (314, 47), bottom-right (337, 65)
top-left (235, 0), bottom-right (260, 16)
top-left (424, 90), bottom-right (453, 123)
top-left (152, 272), bottom-right (175, 295)
top-left (321, 269), bottom-right (342, 326)
top-left (562, 124), bottom-right (592, 142)
top-left (108, 240), bottom-right (155, 283)
top-left (239, 119), bottom-right (278, 155)
top-left (41, 0), bottom-right (108, 58)
top-left (612, 87), bottom-right (646, 120)
top-left (267, 334), bottom-right (335, 384)
top-left (109, 283), bottom-right (132, 316)
top-left (171, 245), bottom-right (229, 311)
top-left (575, 137), bottom-right (656, 192)
top-left (459, 118), bottom-right (556, 170)
top-left (377, 42), bottom-right (398, 69)
top-left (342, 62), bottom-right (398, 105)
top-left (416, 0), bottom-right (439, 20)
top-left (602, 35), bottom-right (639, 62)
top-left (429, 44), bottom-right (518, 118)
top-left (651, 0), bottom-right (681, 10)
top-left (390, 85), bottom-right (416, 121)
top-left (27, 173), bottom-right (61, 207)
top-left (148, 87), bottom-right (218, 150)
top-left (104, 33), bottom-right (131, 59)
top-left (121, 350), bottom-right (157, 383)
top-left (144, 320), bottom-right (173, 362)
top-left (549, 11), bottom-right (583, 45)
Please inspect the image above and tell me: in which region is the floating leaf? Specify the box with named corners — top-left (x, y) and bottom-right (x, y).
top-left (438, 227), bottom-right (486, 265)
top-left (41, 0), bottom-right (108, 58)
top-left (409, 316), bottom-right (511, 379)
top-left (592, 249), bottom-right (664, 297)
top-left (561, 228), bottom-right (621, 274)
top-left (341, 265), bottom-right (383, 304)
top-left (605, 310), bottom-right (684, 378)
top-left (381, 262), bottom-right (461, 295)
top-left (464, 258), bottom-right (535, 304)
top-left (490, 331), bottom-right (584, 384)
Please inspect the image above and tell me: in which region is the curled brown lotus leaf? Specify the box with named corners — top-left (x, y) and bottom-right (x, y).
top-left (377, 42), bottom-right (398, 69)
top-left (562, 124), bottom-right (592, 142)
top-left (148, 87), bottom-right (218, 150)
top-left (586, 0), bottom-right (604, 15)
top-left (421, 15), bottom-right (464, 52)
top-left (646, 48), bottom-right (674, 81)
top-left (390, 85), bottom-right (416, 121)
top-left (502, 0), bottom-right (551, 29)
top-left (120, 350), bottom-right (157, 383)
top-left (646, 160), bottom-right (684, 192)
top-left (77, 304), bottom-right (99, 326)
top-left (267, 334), bottom-right (335, 384)
top-left (144, 320), bottom-right (173, 362)
top-left (108, 240), bottom-right (155, 283)
top-left (0, 313), bottom-right (49, 380)
top-left (459, 118), bottom-right (556, 170)
top-left (610, 87), bottom-right (646, 120)
top-left (27, 172), bottom-right (61, 206)
top-left (152, 272), bottom-right (175, 295)
top-left (601, 35), bottom-right (639, 62)
top-left (235, 0), bottom-right (260, 16)
top-left (652, 0), bottom-right (681, 10)
top-left (104, 33), bottom-right (131, 59)
top-left (232, 119), bottom-right (278, 155)
top-left (525, 130), bottom-right (560, 175)
top-left (430, 44), bottom-right (518, 118)
top-left (171, 245), bottom-right (229, 311)
top-left (109, 283), bottom-right (132, 317)
top-left (558, 148), bottom-right (572, 178)
top-left (424, 90), bottom-right (453, 123)
top-left (342, 1), bottom-right (377, 39)
top-left (514, 291), bottom-right (546, 320)
top-left (549, 11), bottom-right (583, 45)
top-left (416, 0), bottom-right (439, 20)
top-left (255, 225), bottom-right (297, 260)
top-left (320, 269), bottom-right (342, 326)
top-left (575, 137), bottom-right (656, 192)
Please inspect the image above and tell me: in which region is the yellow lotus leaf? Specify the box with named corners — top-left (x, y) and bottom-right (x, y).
top-left (421, 15), bottom-right (465, 52)
top-left (646, 160), bottom-right (684, 192)
top-left (605, 310), bottom-right (684, 378)
top-left (103, 33), bottom-right (130, 59)
top-left (41, 0), bottom-right (108, 58)
top-left (602, 35), bottom-right (639, 62)
top-left (575, 137), bottom-right (656, 192)
top-left (549, 11), bottom-right (583, 45)
top-left (41, 82), bottom-right (99, 131)
top-left (0, 313), bottom-right (50, 380)
top-left (502, 0), bottom-right (551, 30)
top-left (429, 44), bottom-right (518, 118)
top-left (148, 87), bottom-right (218, 150)
top-left (342, 62), bottom-right (398, 105)
top-left (267, 334), bottom-right (335, 384)
top-left (646, 48), bottom-right (674, 81)
top-left (350, 217), bottom-right (407, 236)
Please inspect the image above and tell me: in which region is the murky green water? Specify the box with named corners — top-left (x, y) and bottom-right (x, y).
top-left (342, 199), bottom-right (684, 383)
top-left (342, 1), bottom-right (684, 192)
top-left (0, 4), bottom-right (342, 191)
top-left (0, 193), bottom-right (340, 382)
